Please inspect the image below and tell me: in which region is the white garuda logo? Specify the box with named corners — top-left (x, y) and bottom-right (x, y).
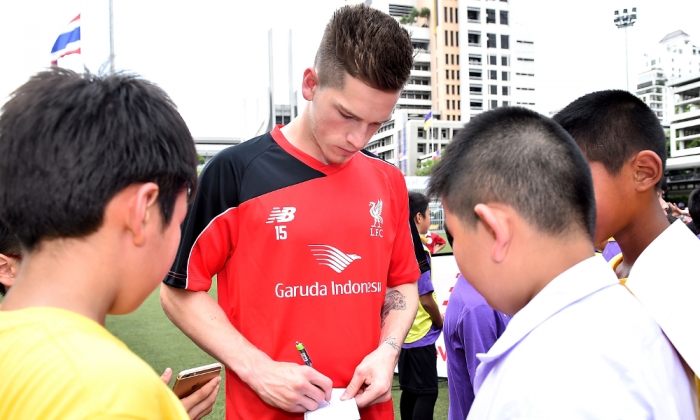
top-left (266, 207), bottom-right (296, 224)
top-left (369, 199), bottom-right (383, 228)
top-left (308, 244), bottom-right (362, 274)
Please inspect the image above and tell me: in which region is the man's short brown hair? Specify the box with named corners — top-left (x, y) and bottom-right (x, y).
top-left (315, 4), bottom-right (413, 92)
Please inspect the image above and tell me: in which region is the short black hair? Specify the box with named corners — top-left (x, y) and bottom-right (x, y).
top-left (689, 187), bottom-right (700, 224)
top-left (408, 192), bottom-right (429, 223)
top-left (428, 106), bottom-right (595, 239)
top-left (0, 68), bottom-right (198, 251)
top-left (0, 219), bottom-right (20, 296)
top-left (553, 90), bottom-right (667, 176)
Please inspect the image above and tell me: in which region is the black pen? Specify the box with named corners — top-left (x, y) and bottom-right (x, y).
top-left (296, 341), bottom-right (313, 367)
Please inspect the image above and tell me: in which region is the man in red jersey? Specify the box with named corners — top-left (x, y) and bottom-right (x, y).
top-left (160, 5), bottom-right (421, 419)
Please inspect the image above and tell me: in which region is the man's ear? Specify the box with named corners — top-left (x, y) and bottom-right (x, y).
top-left (301, 68), bottom-right (320, 101)
top-left (126, 183), bottom-right (160, 246)
top-left (0, 254), bottom-right (18, 290)
top-left (631, 150), bottom-right (663, 193)
top-left (474, 204), bottom-right (512, 263)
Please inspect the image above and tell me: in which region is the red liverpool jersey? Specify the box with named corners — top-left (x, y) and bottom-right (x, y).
top-left (165, 127), bottom-right (420, 420)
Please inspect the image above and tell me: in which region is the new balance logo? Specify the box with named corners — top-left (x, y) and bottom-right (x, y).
top-left (266, 207), bottom-right (296, 224)
top-left (308, 244), bottom-right (362, 274)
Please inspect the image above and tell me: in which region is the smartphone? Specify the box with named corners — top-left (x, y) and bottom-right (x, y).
top-left (172, 363), bottom-right (223, 399)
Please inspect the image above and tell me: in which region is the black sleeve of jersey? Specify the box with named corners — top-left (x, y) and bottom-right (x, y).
top-left (163, 133), bottom-right (327, 289)
top-left (410, 217), bottom-right (430, 274)
top-left (163, 149), bottom-right (241, 288)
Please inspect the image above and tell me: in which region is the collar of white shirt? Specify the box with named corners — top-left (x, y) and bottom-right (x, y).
top-left (625, 219), bottom-right (700, 375)
top-left (473, 256), bottom-right (618, 391)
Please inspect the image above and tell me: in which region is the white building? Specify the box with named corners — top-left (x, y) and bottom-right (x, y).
top-left (665, 74), bottom-right (700, 200)
top-left (365, 110), bottom-right (463, 174)
top-left (637, 30), bottom-right (700, 126)
top-left (356, 0), bottom-right (537, 175)
top-left (459, 0), bottom-right (536, 118)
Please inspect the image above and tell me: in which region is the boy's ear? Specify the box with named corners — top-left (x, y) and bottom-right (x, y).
top-left (0, 254), bottom-right (18, 290)
top-left (126, 183), bottom-right (161, 246)
top-left (474, 204), bottom-right (512, 263)
top-left (631, 150), bottom-right (663, 193)
top-left (301, 68), bottom-right (319, 101)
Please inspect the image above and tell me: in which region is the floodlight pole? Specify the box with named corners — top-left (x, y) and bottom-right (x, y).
top-left (109, 0), bottom-right (115, 74)
top-left (614, 7), bottom-right (637, 91)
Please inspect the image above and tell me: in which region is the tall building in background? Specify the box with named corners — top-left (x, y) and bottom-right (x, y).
top-left (636, 30), bottom-right (700, 127)
top-left (348, 0), bottom-right (537, 175)
top-left (665, 74), bottom-right (700, 200)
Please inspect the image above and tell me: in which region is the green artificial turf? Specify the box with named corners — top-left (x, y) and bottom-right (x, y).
top-left (106, 282), bottom-right (450, 419)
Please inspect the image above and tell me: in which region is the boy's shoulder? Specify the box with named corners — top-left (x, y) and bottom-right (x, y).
top-left (471, 261), bottom-right (694, 418)
top-left (0, 307), bottom-right (186, 419)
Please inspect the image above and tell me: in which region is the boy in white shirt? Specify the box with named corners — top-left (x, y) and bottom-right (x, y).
top-left (428, 106), bottom-right (695, 419)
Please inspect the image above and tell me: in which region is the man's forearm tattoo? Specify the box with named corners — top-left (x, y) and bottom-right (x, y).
top-left (381, 336), bottom-right (401, 353)
top-left (380, 290), bottom-right (407, 328)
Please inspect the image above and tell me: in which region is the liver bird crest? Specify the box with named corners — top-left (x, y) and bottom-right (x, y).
top-left (369, 199), bottom-right (383, 227)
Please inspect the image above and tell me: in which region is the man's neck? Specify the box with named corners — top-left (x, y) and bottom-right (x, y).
top-left (0, 238), bottom-right (118, 325)
top-left (613, 198), bottom-right (670, 277)
top-left (280, 111), bottom-right (328, 165)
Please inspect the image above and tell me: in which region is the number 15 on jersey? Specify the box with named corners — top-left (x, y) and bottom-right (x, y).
top-left (275, 225), bottom-right (287, 240)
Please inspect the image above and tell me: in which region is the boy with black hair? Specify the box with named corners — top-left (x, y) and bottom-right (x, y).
top-left (0, 220), bottom-right (21, 295)
top-left (554, 90), bottom-right (700, 388)
top-left (0, 68), bottom-right (219, 419)
top-left (398, 192), bottom-right (442, 420)
top-left (428, 106), bottom-right (694, 418)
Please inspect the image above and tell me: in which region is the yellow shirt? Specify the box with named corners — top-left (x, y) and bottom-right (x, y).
top-left (609, 253), bottom-right (627, 285)
top-left (0, 307), bottom-right (188, 420)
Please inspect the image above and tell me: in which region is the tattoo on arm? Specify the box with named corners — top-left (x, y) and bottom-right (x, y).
top-left (381, 336), bottom-right (401, 353)
top-left (380, 290), bottom-right (407, 328)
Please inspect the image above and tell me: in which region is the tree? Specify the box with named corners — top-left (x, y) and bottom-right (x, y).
top-left (415, 158), bottom-right (440, 176)
top-left (419, 7), bottom-right (430, 18)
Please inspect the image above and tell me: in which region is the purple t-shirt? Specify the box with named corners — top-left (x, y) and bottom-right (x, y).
top-left (444, 275), bottom-right (509, 420)
top-left (602, 241), bottom-right (621, 262)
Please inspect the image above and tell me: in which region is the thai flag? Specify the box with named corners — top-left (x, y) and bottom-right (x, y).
top-left (432, 148), bottom-right (441, 160)
top-left (50, 14), bottom-right (81, 66)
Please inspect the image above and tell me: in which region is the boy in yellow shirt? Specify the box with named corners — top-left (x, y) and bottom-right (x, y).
top-left (0, 69), bottom-right (219, 419)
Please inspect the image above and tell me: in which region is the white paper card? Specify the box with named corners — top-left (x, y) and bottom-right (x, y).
top-left (304, 388), bottom-right (360, 420)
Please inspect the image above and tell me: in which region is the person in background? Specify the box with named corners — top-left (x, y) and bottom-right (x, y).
top-left (398, 192), bottom-right (443, 420)
top-left (687, 187), bottom-right (700, 238)
top-left (424, 230), bottom-right (446, 255)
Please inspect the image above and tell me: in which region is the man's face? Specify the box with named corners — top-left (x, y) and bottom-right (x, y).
top-left (414, 208), bottom-right (431, 236)
top-left (307, 74), bottom-right (400, 165)
top-left (588, 161), bottom-right (632, 244)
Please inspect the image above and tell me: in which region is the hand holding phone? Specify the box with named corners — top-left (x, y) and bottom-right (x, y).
top-left (172, 363), bottom-right (223, 399)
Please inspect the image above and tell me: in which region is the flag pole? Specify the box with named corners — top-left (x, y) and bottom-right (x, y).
top-left (288, 29), bottom-right (295, 121)
top-left (109, 0), bottom-right (115, 74)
